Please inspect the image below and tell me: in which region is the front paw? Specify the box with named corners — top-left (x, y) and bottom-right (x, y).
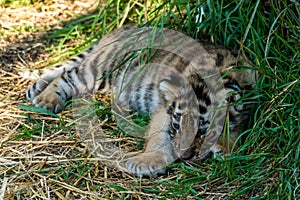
top-left (26, 79), bottom-right (50, 100)
top-left (32, 90), bottom-right (65, 113)
top-left (124, 152), bottom-right (170, 177)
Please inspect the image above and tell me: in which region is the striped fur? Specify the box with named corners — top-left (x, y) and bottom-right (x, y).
top-left (26, 26), bottom-right (256, 177)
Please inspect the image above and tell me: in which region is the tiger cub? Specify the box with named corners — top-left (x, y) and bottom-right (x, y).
top-left (26, 26), bottom-right (256, 177)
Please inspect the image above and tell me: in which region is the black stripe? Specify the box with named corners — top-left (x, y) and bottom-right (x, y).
top-left (27, 90), bottom-right (31, 99)
top-left (216, 53), bottom-right (224, 66)
top-left (196, 127), bottom-right (208, 137)
top-left (90, 53), bottom-right (102, 91)
top-left (70, 58), bottom-right (79, 63)
top-left (166, 101), bottom-right (175, 115)
top-left (135, 88), bottom-right (142, 113)
top-left (173, 112), bottom-right (182, 121)
top-left (60, 87), bottom-right (69, 101)
top-left (153, 50), bottom-right (189, 73)
top-left (191, 82), bottom-right (211, 106)
top-left (97, 80), bottom-right (106, 91)
top-left (77, 53), bottom-right (85, 59)
top-left (61, 75), bottom-right (74, 90)
top-left (91, 52), bottom-right (102, 69)
top-left (66, 72), bottom-right (76, 88)
top-left (144, 83), bottom-right (154, 113)
top-left (55, 91), bottom-right (61, 97)
top-left (32, 82), bottom-right (37, 90)
top-left (87, 46), bottom-right (94, 52)
top-left (67, 72), bottom-right (79, 95)
top-left (198, 104), bottom-right (207, 114)
top-left (77, 65), bottom-right (88, 88)
top-left (108, 72), bottom-right (113, 87)
top-left (172, 122), bottom-right (180, 130)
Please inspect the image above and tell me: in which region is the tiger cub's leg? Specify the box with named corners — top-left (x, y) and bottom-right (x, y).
top-left (124, 76), bottom-right (199, 177)
top-left (197, 83), bottom-right (245, 159)
top-left (124, 108), bottom-right (178, 177)
top-left (30, 63), bottom-right (95, 113)
top-left (26, 48), bottom-right (93, 101)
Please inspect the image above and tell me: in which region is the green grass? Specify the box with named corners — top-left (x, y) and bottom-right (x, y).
top-left (4, 0), bottom-right (299, 199)
top-left (68, 1), bottom-right (299, 198)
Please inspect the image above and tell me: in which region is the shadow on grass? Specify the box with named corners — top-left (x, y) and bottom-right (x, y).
top-left (0, 3), bottom-right (113, 73)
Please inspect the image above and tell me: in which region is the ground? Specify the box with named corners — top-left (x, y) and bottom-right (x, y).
top-left (0, 0), bottom-right (299, 199)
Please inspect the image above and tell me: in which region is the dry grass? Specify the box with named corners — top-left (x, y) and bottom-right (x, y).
top-left (0, 1), bottom-right (146, 199)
